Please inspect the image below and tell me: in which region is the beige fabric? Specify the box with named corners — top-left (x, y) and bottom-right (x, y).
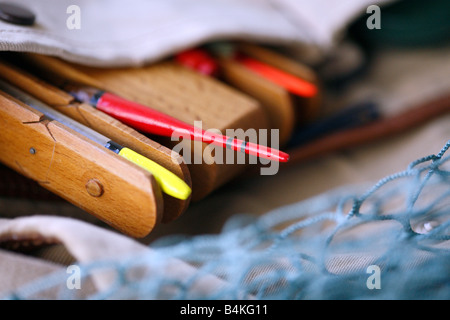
top-left (0, 0), bottom-right (391, 67)
top-left (0, 216), bottom-right (230, 298)
top-left (0, 250), bottom-right (61, 297)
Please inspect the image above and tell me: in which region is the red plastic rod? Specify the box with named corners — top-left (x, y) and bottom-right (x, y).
top-left (175, 48), bottom-right (219, 76)
top-left (70, 88), bottom-right (289, 163)
top-left (237, 56), bottom-right (318, 98)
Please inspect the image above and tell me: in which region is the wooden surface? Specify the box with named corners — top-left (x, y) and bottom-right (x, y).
top-left (16, 53), bottom-right (269, 201)
top-left (58, 103), bottom-right (191, 223)
top-left (0, 58), bottom-right (192, 223)
top-left (217, 58), bottom-right (295, 145)
top-left (221, 43), bottom-right (322, 133)
top-left (0, 93), bottom-right (163, 238)
top-left (0, 49), bottom-right (304, 235)
top-left (237, 43), bottom-right (321, 122)
top-left (237, 43), bottom-right (318, 83)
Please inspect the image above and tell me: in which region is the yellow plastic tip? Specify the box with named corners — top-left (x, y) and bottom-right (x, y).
top-left (119, 147), bottom-right (191, 200)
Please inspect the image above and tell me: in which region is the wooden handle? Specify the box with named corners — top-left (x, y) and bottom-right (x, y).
top-left (0, 58), bottom-right (192, 222)
top-left (8, 53), bottom-right (271, 201)
top-left (0, 92), bottom-right (164, 238)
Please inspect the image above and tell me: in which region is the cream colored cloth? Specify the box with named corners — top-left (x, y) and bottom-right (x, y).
top-left (0, 216), bottom-right (229, 298)
top-left (0, 0), bottom-right (391, 67)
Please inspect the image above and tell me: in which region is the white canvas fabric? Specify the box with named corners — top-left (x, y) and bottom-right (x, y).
top-left (0, 0), bottom-right (391, 67)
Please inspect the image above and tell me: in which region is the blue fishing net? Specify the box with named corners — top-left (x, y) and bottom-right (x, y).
top-left (4, 140), bottom-right (450, 300)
